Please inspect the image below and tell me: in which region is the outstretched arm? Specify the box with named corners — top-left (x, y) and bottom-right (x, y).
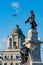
top-left (25, 18), bottom-right (29, 24)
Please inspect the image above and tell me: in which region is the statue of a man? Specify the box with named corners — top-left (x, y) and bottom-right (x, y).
top-left (25, 10), bottom-right (37, 29)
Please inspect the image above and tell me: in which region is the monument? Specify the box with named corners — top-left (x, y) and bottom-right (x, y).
top-left (20, 11), bottom-right (43, 65)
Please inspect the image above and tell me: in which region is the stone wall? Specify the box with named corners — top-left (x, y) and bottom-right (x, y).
top-left (32, 62), bottom-right (43, 65)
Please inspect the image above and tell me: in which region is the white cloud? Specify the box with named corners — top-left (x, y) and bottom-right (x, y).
top-left (0, 38), bottom-right (7, 51)
top-left (0, 38), bottom-right (6, 43)
top-left (11, 2), bottom-right (20, 9)
top-left (11, 2), bottom-right (22, 13)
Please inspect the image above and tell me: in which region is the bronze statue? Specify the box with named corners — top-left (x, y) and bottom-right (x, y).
top-left (25, 10), bottom-right (37, 29)
top-left (20, 46), bottom-right (30, 64)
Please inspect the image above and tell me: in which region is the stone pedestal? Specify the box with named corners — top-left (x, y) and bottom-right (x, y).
top-left (24, 28), bottom-right (43, 65)
top-left (28, 29), bottom-right (38, 41)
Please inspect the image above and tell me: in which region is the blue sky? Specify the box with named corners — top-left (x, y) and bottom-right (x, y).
top-left (0, 0), bottom-right (43, 61)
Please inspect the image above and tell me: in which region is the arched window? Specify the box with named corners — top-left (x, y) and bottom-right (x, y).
top-left (4, 63), bottom-right (7, 65)
top-left (10, 63), bottom-right (13, 65)
top-left (9, 38), bottom-right (12, 49)
top-left (15, 63), bottom-right (18, 65)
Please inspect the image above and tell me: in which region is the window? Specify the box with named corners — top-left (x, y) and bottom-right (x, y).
top-left (11, 55), bottom-right (13, 59)
top-left (10, 63), bottom-right (13, 65)
top-left (0, 63), bottom-right (2, 65)
top-left (15, 63), bottom-right (18, 65)
top-left (13, 42), bottom-right (18, 49)
top-left (5, 56), bottom-right (7, 59)
top-left (13, 42), bottom-right (16, 46)
top-left (5, 55), bottom-right (9, 60)
top-left (9, 38), bottom-right (12, 49)
top-left (4, 63), bottom-right (7, 65)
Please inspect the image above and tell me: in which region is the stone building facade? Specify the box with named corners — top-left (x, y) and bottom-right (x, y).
top-left (0, 24), bottom-right (25, 65)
